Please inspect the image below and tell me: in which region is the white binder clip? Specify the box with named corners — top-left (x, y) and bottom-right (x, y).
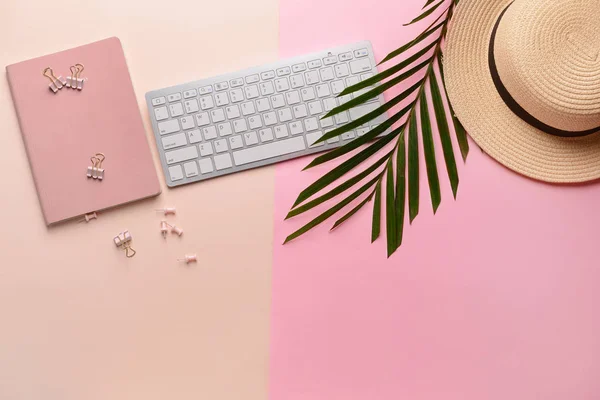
top-left (87, 153), bottom-right (105, 180)
top-left (42, 67), bottom-right (66, 93)
top-left (114, 230), bottom-right (136, 258)
top-left (67, 64), bottom-right (85, 90)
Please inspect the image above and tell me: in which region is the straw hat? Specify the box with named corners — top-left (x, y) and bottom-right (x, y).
top-left (443, 0), bottom-right (600, 182)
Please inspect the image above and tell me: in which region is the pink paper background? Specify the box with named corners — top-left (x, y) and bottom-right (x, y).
top-left (270, 1), bottom-right (600, 399)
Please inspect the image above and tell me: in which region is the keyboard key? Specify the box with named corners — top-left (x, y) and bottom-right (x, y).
top-left (292, 63), bottom-right (306, 73)
top-left (323, 98), bottom-right (337, 111)
top-left (278, 107), bottom-right (293, 122)
top-left (323, 55), bottom-right (337, 65)
top-left (214, 139), bottom-right (229, 153)
top-left (331, 80), bottom-right (345, 95)
top-left (261, 70), bottom-right (275, 80)
top-left (263, 111), bottom-right (277, 126)
top-left (169, 103), bottom-right (184, 117)
top-left (346, 75), bottom-right (360, 87)
top-left (244, 131), bottom-right (259, 146)
top-left (211, 109), bottom-right (225, 123)
top-left (215, 92), bottom-right (229, 106)
top-left (350, 58), bottom-right (372, 74)
top-left (199, 85), bottom-right (213, 95)
top-left (184, 161), bottom-right (199, 178)
top-left (233, 136), bottom-right (306, 166)
top-left (200, 95), bottom-right (214, 110)
top-left (230, 78), bottom-right (244, 87)
top-left (169, 165), bottom-right (184, 181)
top-left (246, 74), bottom-right (260, 84)
top-left (339, 94), bottom-right (352, 104)
top-left (277, 67), bottom-right (291, 76)
top-left (202, 126), bottom-right (218, 140)
top-left (301, 87), bottom-right (315, 101)
top-left (354, 48), bottom-right (369, 58)
top-left (233, 118), bottom-right (248, 133)
top-left (241, 101), bottom-right (256, 115)
top-left (199, 142), bottom-right (213, 156)
top-left (188, 129), bottom-right (202, 144)
top-left (226, 105), bottom-right (241, 119)
top-left (165, 146), bottom-right (198, 164)
top-left (286, 90), bottom-right (301, 105)
top-left (316, 84), bottom-right (331, 98)
top-left (229, 135), bottom-right (244, 150)
top-left (162, 133), bottom-right (187, 150)
top-left (320, 67), bottom-right (334, 81)
top-left (357, 127), bottom-right (370, 136)
top-left (306, 131), bottom-right (324, 147)
top-left (304, 117), bottom-right (319, 132)
top-left (183, 89), bottom-right (197, 99)
top-left (180, 116), bottom-right (195, 130)
top-left (218, 122), bottom-right (233, 136)
top-left (290, 74), bottom-right (304, 89)
top-left (154, 106), bottom-right (168, 121)
top-left (308, 59), bottom-right (322, 69)
top-left (293, 104), bottom-right (308, 119)
top-left (199, 158), bottom-right (214, 174)
top-left (195, 112), bottom-right (210, 126)
top-left (308, 100), bottom-right (323, 115)
top-left (274, 124), bottom-right (289, 139)
top-left (168, 93), bottom-right (182, 102)
top-left (335, 64), bottom-right (350, 78)
top-left (260, 81), bottom-right (275, 96)
top-left (214, 153), bottom-right (233, 170)
top-left (305, 70), bottom-right (319, 85)
top-left (214, 81), bottom-right (229, 91)
top-left (158, 119), bottom-right (180, 135)
top-left (321, 116), bottom-right (334, 128)
top-left (342, 131), bottom-right (355, 140)
top-left (339, 51), bottom-right (353, 61)
top-left (230, 88), bottom-right (244, 103)
top-left (271, 94), bottom-right (286, 109)
top-left (275, 78), bottom-right (289, 92)
top-left (335, 112), bottom-right (349, 124)
top-left (245, 85), bottom-right (260, 99)
top-left (349, 102), bottom-right (380, 121)
top-left (259, 128), bottom-right (274, 142)
top-left (152, 97), bottom-right (166, 106)
top-left (326, 129), bottom-right (340, 144)
top-left (248, 116), bottom-right (262, 130)
top-left (256, 98), bottom-right (270, 112)
top-left (184, 99), bottom-right (200, 113)
top-left (289, 121), bottom-right (303, 136)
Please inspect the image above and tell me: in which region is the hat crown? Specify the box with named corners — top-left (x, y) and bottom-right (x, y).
top-left (494, 0), bottom-right (600, 133)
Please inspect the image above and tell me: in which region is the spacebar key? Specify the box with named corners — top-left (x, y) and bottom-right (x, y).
top-left (233, 136), bottom-right (307, 166)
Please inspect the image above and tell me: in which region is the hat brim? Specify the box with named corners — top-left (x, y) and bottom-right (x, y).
top-left (444, 0), bottom-right (600, 183)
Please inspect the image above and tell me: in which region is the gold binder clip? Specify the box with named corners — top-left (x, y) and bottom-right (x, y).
top-left (42, 67), bottom-right (66, 93)
top-left (114, 231), bottom-right (136, 258)
top-left (75, 63), bottom-right (85, 90)
top-left (87, 153), bottom-right (105, 180)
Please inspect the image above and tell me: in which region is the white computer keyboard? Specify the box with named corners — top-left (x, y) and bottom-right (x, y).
top-left (146, 41), bottom-right (388, 187)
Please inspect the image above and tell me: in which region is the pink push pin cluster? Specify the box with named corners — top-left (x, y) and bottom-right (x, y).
top-left (160, 220), bottom-right (183, 238)
top-left (178, 254), bottom-right (197, 264)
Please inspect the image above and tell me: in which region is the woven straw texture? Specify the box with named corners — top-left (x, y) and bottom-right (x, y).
top-left (444, 0), bottom-right (600, 182)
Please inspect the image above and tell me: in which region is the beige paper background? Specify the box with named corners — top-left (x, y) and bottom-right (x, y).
top-left (0, 1), bottom-right (277, 399)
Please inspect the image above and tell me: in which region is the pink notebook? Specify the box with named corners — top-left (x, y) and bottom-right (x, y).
top-left (6, 37), bottom-right (160, 225)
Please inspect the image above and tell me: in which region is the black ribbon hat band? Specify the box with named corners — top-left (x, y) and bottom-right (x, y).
top-left (488, 3), bottom-right (600, 138)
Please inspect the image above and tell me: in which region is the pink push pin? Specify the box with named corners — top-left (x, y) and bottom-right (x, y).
top-left (78, 212), bottom-right (98, 223)
top-left (160, 220), bottom-right (169, 238)
top-left (178, 254), bottom-right (197, 264)
top-left (169, 224), bottom-right (184, 236)
top-left (155, 207), bottom-right (176, 216)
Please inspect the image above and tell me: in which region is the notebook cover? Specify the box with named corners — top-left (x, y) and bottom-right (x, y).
top-left (6, 37), bottom-right (160, 225)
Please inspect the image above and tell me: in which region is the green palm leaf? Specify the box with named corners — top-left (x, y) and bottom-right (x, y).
top-left (285, 0), bottom-right (467, 255)
top-left (430, 72), bottom-right (459, 198)
top-left (419, 88), bottom-right (441, 213)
